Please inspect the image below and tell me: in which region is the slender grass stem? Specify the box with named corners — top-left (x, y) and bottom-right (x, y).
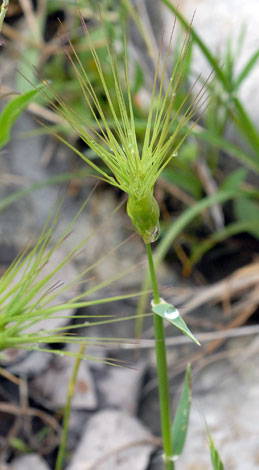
top-left (0, 0), bottom-right (9, 34)
top-left (146, 243), bottom-right (174, 470)
top-left (55, 342), bottom-right (86, 470)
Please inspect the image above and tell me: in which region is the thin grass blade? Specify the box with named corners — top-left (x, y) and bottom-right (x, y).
top-left (208, 432), bottom-right (224, 470)
top-left (171, 364), bottom-right (192, 458)
top-left (0, 87), bottom-right (42, 148)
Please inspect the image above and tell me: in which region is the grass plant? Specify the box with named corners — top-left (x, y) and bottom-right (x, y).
top-left (0, 194), bottom-right (144, 361)
top-left (0, 192), bottom-right (153, 464)
top-left (42, 6), bottom-right (209, 468)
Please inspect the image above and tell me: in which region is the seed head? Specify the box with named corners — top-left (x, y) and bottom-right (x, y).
top-left (47, 9), bottom-right (208, 243)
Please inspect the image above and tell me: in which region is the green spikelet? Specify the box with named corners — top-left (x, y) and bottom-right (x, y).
top-left (127, 191), bottom-right (160, 243)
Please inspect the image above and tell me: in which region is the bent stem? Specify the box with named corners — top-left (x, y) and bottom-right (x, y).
top-left (55, 342), bottom-right (86, 470)
top-left (146, 243), bottom-right (174, 470)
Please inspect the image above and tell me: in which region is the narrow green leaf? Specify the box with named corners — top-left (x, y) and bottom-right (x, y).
top-left (10, 438), bottom-right (32, 453)
top-left (151, 300), bottom-right (200, 346)
top-left (234, 197), bottom-right (259, 237)
top-left (220, 168), bottom-right (248, 190)
top-left (234, 49), bottom-right (259, 90)
top-left (132, 62), bottom-right (144, 95)
top-left (16, 48), bottom-right (41, 93)
top-left (192, 127), bottom-right (259, 174)
top-left (224, 38), bottom-right (234, 90)
top-left (0, 88), bottom-right (41, 148)
top-left (208, 432), bottom-right (224, 470)
top-left (171, 364), bottom-right (192, 458)
top-left (232, 97), bottom-right (259, 154)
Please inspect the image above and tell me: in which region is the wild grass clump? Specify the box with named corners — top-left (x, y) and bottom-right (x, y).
top-left (0, 195), bottom-right (142, 363)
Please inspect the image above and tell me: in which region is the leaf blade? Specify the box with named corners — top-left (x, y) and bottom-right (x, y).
top-left (0, 88), bottom-right (40, 149)
top-left (171, 364), bottom-right (192, 458)
top-left (208, 432), bottom-right (224, 470)
top-left (151, 300), bottom-right (200, 346)
top-left (234, 49), bottom-right (259, 90)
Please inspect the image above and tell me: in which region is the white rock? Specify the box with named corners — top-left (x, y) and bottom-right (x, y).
top-left (177, 351), bottom-right (259, 470)
top-left (10, 454), bottom-right (50, 470)
top-left (163, 0), bottom-right (259, 126)
top-left (31, 344), bottom-right (97, 410)
top-left (67, 409), bottom-right (155, 470)
top-left (98, 361), bottom-right (147, 414)
top-left (7, 349), bottom-right (51, 376)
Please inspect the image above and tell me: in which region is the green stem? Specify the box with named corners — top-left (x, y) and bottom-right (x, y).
top-left (55, 343), bottom-right (86, 470)
top-left (0, 0), bottom-right (9, 34)
top-left (146, 243), bottom-right (174, 470)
